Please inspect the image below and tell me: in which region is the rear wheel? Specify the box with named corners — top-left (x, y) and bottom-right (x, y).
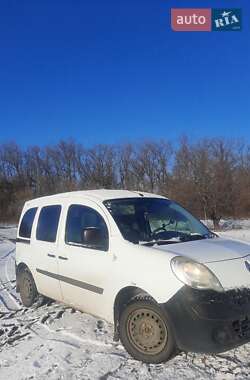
top-left (119, 296), bottom-right (177, 363)
top-left (18, 269), bottom-right (38, 307)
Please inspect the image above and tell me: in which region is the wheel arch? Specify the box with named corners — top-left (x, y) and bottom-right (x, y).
top-left (113, 286), bottom-right (157, 341)
top-left (16, 262), bottom-right (32, 292)
top-left (16, 261), bottom-right (31, 275)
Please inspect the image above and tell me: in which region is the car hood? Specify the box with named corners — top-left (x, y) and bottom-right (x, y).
top-left (154, 237), bottom-right (250, 289)
top-left (154, 237), bottom-right (250, 264)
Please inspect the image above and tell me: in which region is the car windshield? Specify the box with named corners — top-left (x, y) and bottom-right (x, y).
top-left (103, 197), bottom-right (214, 245)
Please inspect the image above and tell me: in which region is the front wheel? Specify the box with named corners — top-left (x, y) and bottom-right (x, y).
top-left (119, 297), bottom-right (177, 363)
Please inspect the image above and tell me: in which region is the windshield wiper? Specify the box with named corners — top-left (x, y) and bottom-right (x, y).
top-left (139, 232), bottom-right (216, 246)
top-left (139, 237), bottom-right (181, 246)
top-left (138, 232), bottom-right (217, 246)
top-left (180, 232), bottom-right (216, 242)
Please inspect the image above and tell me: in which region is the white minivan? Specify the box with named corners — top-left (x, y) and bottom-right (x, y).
top-left (16, 190), bottom-right (250, 363)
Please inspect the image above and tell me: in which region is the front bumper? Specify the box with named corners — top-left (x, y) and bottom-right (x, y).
top-left (162, 286), bottom-right (250, 354)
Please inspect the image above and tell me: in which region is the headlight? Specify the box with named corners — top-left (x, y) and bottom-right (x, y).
top-left (171, 256), bottom-right (224, 292)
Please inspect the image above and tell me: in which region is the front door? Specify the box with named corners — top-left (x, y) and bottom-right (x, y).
top-left (58, 201), bottom-right (113, 320)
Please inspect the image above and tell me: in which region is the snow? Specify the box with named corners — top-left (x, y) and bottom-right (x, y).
top-left (219, 229), bottom-right (250, 243)
top-left (1, 224), bottom-right (250, 379)
top-left (203, 218), bottom-right (250, 232)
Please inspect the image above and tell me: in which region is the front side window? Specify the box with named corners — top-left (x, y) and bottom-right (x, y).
top-left (103, 198), bottom-right (213, 245)
top-left (65, 204), bottom-right (109, 251)
top-left (36, 205), bottom-right (61, 242)
top-left (19, 207), bottom-right (38, 238)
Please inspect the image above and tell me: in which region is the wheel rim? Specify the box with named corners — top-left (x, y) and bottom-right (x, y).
top-left (22, 276), bottom-right (33, 301)
top-left (127, 307), bottom-right (168, 355)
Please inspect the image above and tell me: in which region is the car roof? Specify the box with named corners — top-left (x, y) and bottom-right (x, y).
top-left (24, 189), bottom-right (167, 208)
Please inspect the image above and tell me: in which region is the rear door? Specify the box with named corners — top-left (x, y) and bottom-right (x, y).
top-left (57, 200), bottom-right (113, 320)
top-left (33, 204), bottom-right (63, 302)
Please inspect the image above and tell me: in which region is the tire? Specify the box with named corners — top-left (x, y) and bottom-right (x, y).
top-left (18, 269), bottom-right (38, 307)
top-left (119, 296), bottom-right (177, 364)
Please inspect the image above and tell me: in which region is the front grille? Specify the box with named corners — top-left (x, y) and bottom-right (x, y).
top-left (227, 289), bottom-right (250, 307)
top-left (193, 288), bottom-right (250, 307)
top-left (201, 288), bottom-right (250, 308)
top-left (232, 316), bottom-right (250, 339)
top-left (188, 287), bottom-right (250, 321)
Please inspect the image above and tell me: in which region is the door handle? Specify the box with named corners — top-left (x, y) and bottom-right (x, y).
top-left (58, 256), bottom-right (68, 260)
top-left (47, 253), bottom-right (56, 258)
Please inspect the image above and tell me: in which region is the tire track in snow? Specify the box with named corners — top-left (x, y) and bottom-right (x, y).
top-left (4, 250), bottom-right (22, 309)
top-left (0, 242), bottom-right (21, 311)
top-left (0, 246), bottom-right (16, 261)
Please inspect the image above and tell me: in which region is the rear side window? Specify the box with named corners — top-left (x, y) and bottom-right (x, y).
top-left (19, 207), bottom-right (38, 238)
top-left (36, 205), bottom-right (61, 243)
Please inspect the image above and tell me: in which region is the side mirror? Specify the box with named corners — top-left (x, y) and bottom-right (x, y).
top-left (81, 227), bottom-right (107, 250)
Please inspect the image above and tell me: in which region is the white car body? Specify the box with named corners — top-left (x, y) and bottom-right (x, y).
top-left (16, 190), bottom-right (250, 359)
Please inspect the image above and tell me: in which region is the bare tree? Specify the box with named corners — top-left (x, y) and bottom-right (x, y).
top-left (173, 138), bottom-right (237, 228)
top-left (117, 143), bottom-right (136, 190)
top-left (172, 137), bottom-right (199, 213)
top-left (234, 142), bottom-right (250, 217)
top-left (0, 142), bottom-right (25, 179)
top-left (131, 141), bottom-right (172, 193)
top-left (78, 144), bottom-right (117, 189)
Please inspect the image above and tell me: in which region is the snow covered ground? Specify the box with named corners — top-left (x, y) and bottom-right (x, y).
top-left (1, 224), bottom-right (250, 380)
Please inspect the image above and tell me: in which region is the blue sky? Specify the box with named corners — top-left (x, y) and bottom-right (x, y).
top-left (0, 0), bottom-right (249, 147)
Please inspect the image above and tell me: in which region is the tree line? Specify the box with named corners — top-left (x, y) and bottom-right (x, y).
top-left (0, 137), bottom-right (249, 228)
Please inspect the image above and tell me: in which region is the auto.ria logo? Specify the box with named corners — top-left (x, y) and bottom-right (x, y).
top-left (212, 9), bottom-right (241, 31)
top-left (171, 8), bottom-right (242, 32)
